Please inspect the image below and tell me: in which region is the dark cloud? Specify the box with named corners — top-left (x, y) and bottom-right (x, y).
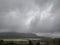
top-left (0, 0), bottom-right (60, 37)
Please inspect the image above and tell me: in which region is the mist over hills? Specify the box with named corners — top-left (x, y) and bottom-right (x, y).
top-left (0, 32), bottom-right (51, 40)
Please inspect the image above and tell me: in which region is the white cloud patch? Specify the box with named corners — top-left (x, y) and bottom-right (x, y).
top-left (35, 32), bottom-right (60, 38)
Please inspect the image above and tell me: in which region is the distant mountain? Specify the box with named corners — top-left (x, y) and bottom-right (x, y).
top-left (0, 32), bottom-right (51, 40)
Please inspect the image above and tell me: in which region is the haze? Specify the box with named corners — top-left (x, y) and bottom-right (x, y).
top-left (0, 0), bottom-right (60, 38)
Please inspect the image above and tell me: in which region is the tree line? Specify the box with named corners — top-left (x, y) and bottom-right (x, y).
top-left (0, 39), bottom-right (60, 45)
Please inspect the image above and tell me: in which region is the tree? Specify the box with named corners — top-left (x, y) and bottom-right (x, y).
top-left (58, 40), bottom-right (60, 45)
top-left (29, 40), bottom-right (33, 45)
top-left (0, 40), bottom-right (4, 45)
top-left (36, 42), bottom-right (40, 45)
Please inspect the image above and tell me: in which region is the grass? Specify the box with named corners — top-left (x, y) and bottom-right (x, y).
top-left (0, 39), bottom-right (60, 45)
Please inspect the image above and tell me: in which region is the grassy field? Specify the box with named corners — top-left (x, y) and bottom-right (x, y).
top-left (0, 39), bottom-right (60, 45)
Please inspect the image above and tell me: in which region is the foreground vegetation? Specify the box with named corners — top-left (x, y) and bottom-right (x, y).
top-left (0, 39), bottom-right (60, 45)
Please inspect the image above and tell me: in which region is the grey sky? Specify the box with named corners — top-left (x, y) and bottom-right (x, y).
top-left (0, 0), bottom-right (60, 37)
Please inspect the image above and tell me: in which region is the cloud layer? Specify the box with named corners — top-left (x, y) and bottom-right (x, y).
top-left (0, 0), bottom-right (60, 37)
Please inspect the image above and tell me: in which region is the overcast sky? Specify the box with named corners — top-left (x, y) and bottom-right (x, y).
top-left (0, 0), bottom-right (60, 37)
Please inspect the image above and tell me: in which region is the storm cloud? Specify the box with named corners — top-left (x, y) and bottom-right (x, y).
top-left (0, 0), bottom-right (60, 37)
